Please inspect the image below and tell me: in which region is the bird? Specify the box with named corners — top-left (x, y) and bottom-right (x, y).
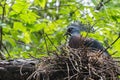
top-left (65, 23), bottom-right (110, 56)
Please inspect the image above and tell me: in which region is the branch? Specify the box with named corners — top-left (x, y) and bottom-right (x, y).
top-left (99, 33), bottom-right (120, 56)
top-left (0, 1), bottom-right (11, 59)
top-left (7, 0), bottom-right (15, 16)
top-left (95, 0), bottom-right (111, 10)
top-left (105, 33), bottom-right (120, 51)
top-left (0, 2), bottom-right (6, 59)
top-left (42, 30), bottom-right (50, 56)
top-left (45, 33), bottom-right (59, 51)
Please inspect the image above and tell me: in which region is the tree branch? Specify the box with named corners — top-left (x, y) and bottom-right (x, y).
top-left (99, 33), bottom-right (120, 56)
top-left (95, 0), bottom-right (111, 10)
top-left (0, 2), bottom-right (6, 51)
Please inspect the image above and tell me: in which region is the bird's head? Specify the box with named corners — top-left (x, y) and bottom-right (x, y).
top-left (65, 23), bottom-right (85, 36)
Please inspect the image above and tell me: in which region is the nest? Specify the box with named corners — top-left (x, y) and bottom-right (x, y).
top-left (27, 47), bottom-right (120, 80)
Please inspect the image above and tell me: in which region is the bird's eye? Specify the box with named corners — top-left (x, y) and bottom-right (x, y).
top-left (68, 28), bottom-right (74, 32)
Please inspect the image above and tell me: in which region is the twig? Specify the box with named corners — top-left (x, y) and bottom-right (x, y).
top-left (42, 30), bottom-right (50, 56)
top-left (95, 0), bottom-right (111, 10)
top-left (2, 43), bottom-right (10, 57)
top-left (28, 52), bottom-right (38, 59)
top-left (99, 33), bottom-right (120, 56)
top-left (7, 0), bottom-right (15, 15)
top-left (0, 1), bottom-right (7, 59)
top-left (105, 33), bottom-right (120, 51)
top-left (45, 33), bottom-right (59, 51)
top-left (65, 62), bottom-right (70, 80)
top-left (0, 50), bottom-right (5, 60)
top-left (90, 18), bottom-right (105, 32)
top-left (68, 56), bottom-right (79, 73)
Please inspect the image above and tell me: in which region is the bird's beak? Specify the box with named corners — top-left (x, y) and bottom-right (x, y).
top-left (64, 32), bottom-right (71, 36)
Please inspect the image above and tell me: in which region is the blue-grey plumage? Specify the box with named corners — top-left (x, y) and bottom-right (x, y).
top-left (66, 23), bottom-right (110, 56)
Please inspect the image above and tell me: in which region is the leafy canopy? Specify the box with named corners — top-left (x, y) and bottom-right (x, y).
top-left (0, 0), bottom-right (120, 58)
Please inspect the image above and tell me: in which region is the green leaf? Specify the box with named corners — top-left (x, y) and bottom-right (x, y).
top-left (20, 11), bottom-right (38, 24)
top-left (34, 0), bottom-right (46, 9)
top-left (0, 7), bottom-right (2, 15)
top-left (3, 35), bottom-right (16, 47)
top-left (23, 31), bottom-right (31, 44)
top-left (30, 22), bottom-right (46, 32)
top-left (13, 22), bottom-right (26, 32)
top-left (12, 0), bottom-right (29, 13)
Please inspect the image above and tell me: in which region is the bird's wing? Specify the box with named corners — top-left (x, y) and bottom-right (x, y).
top-left (84, 38), bottom-right (109, 56)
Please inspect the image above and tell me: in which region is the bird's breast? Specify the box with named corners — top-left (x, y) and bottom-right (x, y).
top-left (69, 36), bottom-right (83, 48)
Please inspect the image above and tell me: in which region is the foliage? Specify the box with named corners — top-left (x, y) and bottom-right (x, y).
top-left (0, 0), bottom-right (120, 58)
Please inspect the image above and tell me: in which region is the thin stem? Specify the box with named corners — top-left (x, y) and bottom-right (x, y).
top-left (42, 30), bottom-right (50, 56)
top-left (45, 33), bottom-right (59, 51)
